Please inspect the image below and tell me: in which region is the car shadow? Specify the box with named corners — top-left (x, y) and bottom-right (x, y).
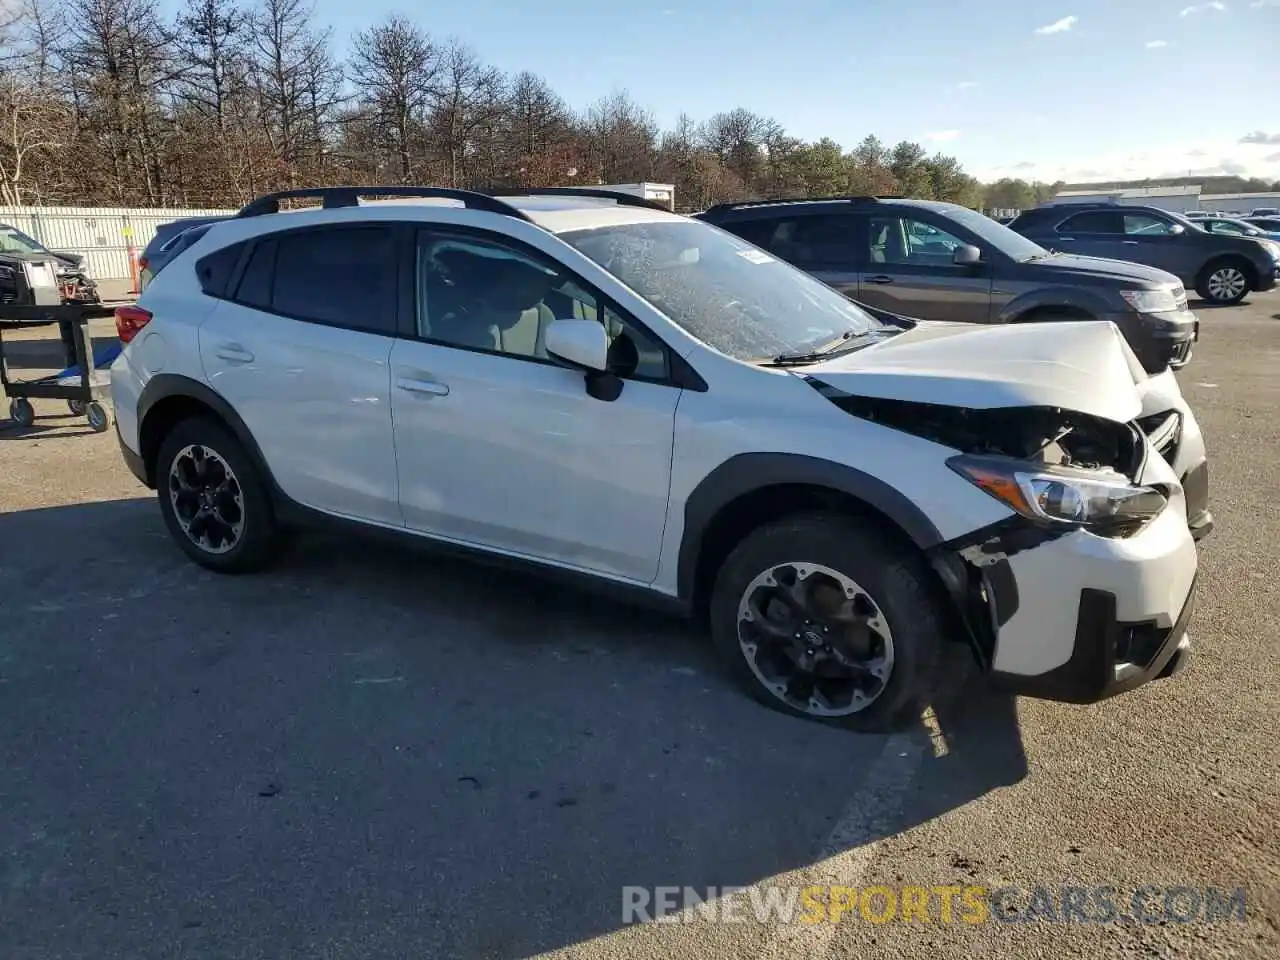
top-left (0, 497), bottom-right (1027, 959)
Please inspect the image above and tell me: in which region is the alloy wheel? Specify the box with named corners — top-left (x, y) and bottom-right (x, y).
top-left (168, 444), bottom-right (245, 554)
top-left (736, 562), bottom-right (895, 717)
top-left (1206, 267), bottom-right (1247, 302)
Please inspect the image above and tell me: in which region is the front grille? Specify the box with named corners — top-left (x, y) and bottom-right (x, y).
top-left (1138, 410), bottom-right (1182, 466)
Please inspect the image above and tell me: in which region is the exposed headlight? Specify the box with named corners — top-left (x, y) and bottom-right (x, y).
top-left (1118, 288), bottom-right (1179, 313)
top-left (948, 456), bottom-right (1168, 537)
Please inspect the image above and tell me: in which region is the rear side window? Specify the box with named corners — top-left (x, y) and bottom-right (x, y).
top-left (273, 227), bottom-right (396, 333)
top-left (194, 242), bottom-right (245, 298)
top-left (226, 226), bottom-right (398, 335)
top-left (1058, 211), bottom-right (1120, 234)
top-left (728, 215), bottom-right (856, 269)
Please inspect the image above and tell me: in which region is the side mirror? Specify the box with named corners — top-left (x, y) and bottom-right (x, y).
top-left (953, 244), bottom-right (982, 266)
top-left (545, 318), bottom-right (608, 372)
top-left (1169, 224), bottom-right (1186, 236)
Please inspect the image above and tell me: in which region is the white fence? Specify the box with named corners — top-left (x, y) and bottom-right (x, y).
top-left (0, 205), bottom-right (236, 283)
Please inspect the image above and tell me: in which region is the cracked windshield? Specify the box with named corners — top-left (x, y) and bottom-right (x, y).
top-left (0, 0), bottom-right (1274, 959)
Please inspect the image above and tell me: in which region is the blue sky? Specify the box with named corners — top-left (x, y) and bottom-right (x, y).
top-left (297, 0), bottom-right (1275, 183)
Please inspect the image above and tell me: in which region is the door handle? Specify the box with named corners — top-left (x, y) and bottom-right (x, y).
top-left (1121, 240), bottom-right (1139, 245)
top-left (396, 377), bottom-right (450, 397)
top-left (214, 343), bottom-right (254, 363)
top-left (864, 275), bottom-right (894, 285)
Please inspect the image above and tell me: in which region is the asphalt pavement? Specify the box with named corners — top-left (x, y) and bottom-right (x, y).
top-left (1, 300), bottom-right (1276, 959)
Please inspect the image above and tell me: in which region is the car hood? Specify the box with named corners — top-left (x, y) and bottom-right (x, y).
top-left (1029, 252), bottom-right (1181, 286)
top-left (800, 320), bottom-right (1145, 423)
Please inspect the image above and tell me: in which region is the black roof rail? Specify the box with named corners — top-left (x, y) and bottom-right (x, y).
top-left (488, 186), bottom-right (672, 213)
top-left (701, 195), bottom-right (889, 216)
top-left (236, 185), bottom-right (534, 221)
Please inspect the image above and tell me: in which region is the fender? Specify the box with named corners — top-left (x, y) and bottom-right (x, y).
top-left (676, 452), bottom-right (945, 602)
top-left (136, 374), bottom-right (274, 489)
top-left (995, 286), bottom-right (1111, 324)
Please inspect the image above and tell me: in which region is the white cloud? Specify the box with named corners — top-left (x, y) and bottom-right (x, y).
top-left (926, 130), bottom-right (961, 142)
top-left (971, 138), bottom-right (1280, 184)
top-left (1241, 131), bottom-right (1280, 144)
top-left (957, 81), bottom-right (979, 89)
top-left (1034, 15), bottom-right (1078, 34)
top-left (1145, 39), bottom-right (1170, 48)
top-left (1251, 1), bottom-right (1279, 8)
top-left (1180, 2), bottom-right (1227, 17)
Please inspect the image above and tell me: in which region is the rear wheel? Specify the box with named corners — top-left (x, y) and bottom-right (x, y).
top-left (708, 513), bottom-right (946, 731)
top-left (155, 417), bottom-right (279, 573)
top-left (1196, 259), bottom-right (1252, 305)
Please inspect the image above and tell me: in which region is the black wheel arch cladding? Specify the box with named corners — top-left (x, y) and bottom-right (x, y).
top-left (677, 452), bottom-right (946, 605)
top-left (137, 374), bottom-right (275, 490)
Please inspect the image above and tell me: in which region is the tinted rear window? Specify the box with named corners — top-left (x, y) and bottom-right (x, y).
top-left (271, 227), bottom-right (396, 332)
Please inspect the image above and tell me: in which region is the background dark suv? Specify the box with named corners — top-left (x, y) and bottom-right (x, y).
top-left (697, 197), bottom-right (1199, 372)
top-left (1008, 202), bottom-right (1280, 306)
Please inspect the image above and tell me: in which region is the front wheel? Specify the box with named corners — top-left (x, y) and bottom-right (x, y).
top-left (1196, 260), bottom-right (1251, 305)
top-left (708, 513), bottom-right (946, 732)
top-left (155, 417), bottom-right (280, 573)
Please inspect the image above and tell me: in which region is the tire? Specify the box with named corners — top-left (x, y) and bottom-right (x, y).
top-left (9, 398), bottom-right (35, 427)
top-left (86, 402), bottom-right (109, 433)
top-left (708, 512), bottom-right (946, 732)
top-left (155, 416), bottom-right (279, 573)
top-left (1195, 258), bottom-right (1252, 305)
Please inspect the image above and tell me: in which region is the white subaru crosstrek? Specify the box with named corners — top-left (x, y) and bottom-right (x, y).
top-left (110, 186), bottom-right (1211, 731)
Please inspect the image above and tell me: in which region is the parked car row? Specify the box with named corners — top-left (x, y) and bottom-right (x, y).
top-left (110, 185), bottom-right (1210, 732)
top-left (698, 196), bottom-right (1204, 371)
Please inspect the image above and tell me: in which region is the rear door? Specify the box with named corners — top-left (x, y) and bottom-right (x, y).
top-left (858, 212), bottom-right (993, 322)
top-left (198, 224), bottom-right (402, 526)
top-left (1051, 209), bottom-right (1125, 260)
top-left (720, 213), bottom-right (861, 298)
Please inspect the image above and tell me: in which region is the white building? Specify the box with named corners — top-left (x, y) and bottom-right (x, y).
top-left (597, 183), bottom-right (676, 210)
top-left (1040, 185), bottom-right (1203, 214)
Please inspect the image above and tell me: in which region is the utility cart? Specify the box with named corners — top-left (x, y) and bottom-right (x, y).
top-left (1, 304), bottom-right (113, 433)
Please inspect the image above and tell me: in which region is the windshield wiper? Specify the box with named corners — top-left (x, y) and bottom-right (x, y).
top-left (768, 328), bottom-right (897, 366)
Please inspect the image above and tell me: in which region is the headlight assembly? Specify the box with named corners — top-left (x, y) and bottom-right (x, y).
top-left (1118, 288), bottom-right (1179, 313)
top-left (948, 456), bottom-right (1168, 537)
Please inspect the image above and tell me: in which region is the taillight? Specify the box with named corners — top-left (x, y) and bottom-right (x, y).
top-left (115, 304), bottom-right (153, 344)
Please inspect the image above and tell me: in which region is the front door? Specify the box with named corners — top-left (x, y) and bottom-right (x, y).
top-left (1116, 211), bottom-right (1195, 279)
top-left (858, 214), bottom-right (993, 322)
top-left (197, 224), bottom-right (402, 526)
top-left (389, 227), bottom-right (680, 583)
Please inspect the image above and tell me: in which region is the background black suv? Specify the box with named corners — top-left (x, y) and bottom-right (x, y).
top-left (1008, 202), bottom-right (1280, 306)
top-left (697, 197), bottom-right (1199, 372)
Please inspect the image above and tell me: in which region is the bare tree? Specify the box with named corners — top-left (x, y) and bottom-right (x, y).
top-left (247, 0), bottom-right (337, 182)
top-left (348, 14), bottom-right (435, 182)
top-left (428, 40), bottom-right (503, 187)
top-left (62, 0), bottom-right (176, 203)
top-left (581, 89), bottom-right (657, 184)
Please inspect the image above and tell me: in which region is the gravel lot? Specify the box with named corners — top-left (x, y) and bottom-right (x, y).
top-left (1, 298), bottom-right (1277, 959)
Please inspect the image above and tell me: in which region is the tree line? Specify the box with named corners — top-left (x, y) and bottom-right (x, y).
top-left (2, 1), bottom-right (1266, 214)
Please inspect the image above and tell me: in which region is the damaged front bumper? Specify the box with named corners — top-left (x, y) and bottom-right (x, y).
top-left (933, 498), bottom-right (1199, 705)
top-left (990, 576), bottom-right (1196, 703)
